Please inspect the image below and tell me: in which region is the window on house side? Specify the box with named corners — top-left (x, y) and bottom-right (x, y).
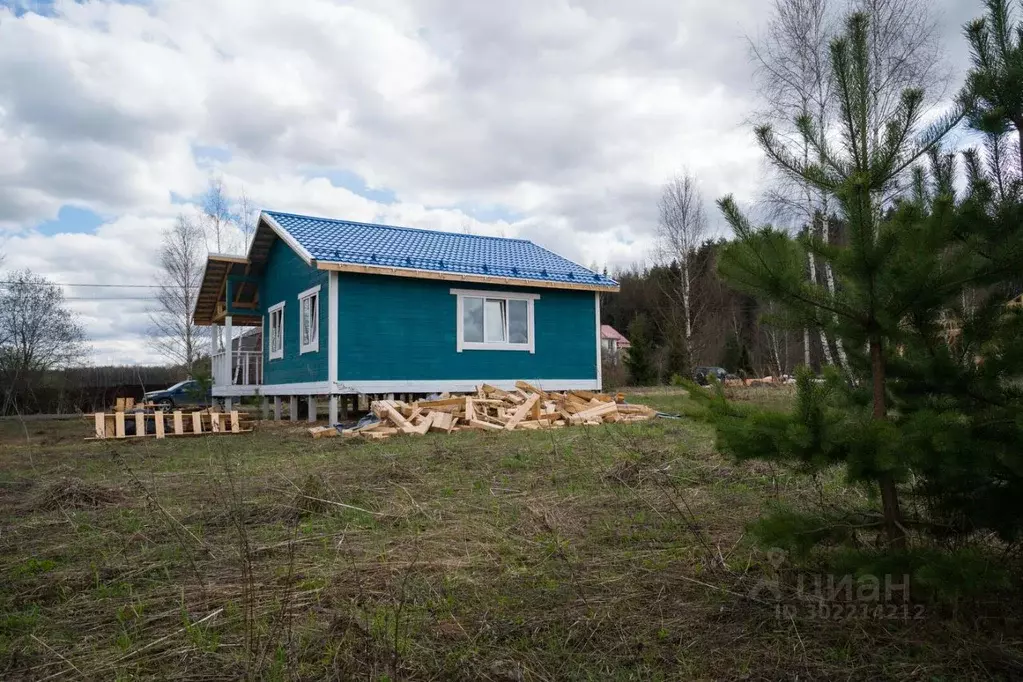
top-left (268, 303), bottom-right (285, 360)
top-left (298, 286), bottom-right (320, 354)
top-left (452, 289), bottom-right (538, 352)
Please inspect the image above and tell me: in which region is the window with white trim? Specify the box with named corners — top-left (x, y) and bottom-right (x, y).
top-left (451, 288), bottom-right (538, 352)
top-left (268, 302), bottom-right (285, 360)
top-left (298, 285), bottom-right (320, 354)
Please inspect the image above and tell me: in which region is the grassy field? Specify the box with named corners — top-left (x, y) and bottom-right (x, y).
top-left (0, 388), bottom-right (1019, 680)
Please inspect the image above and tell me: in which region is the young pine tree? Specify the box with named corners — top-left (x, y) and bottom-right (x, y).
top-left (963, 0), bottom-right (1023, 179)
top-left (624, 314), bottom-right (657, 386)
top-left (890, 149), bottom-right (1023, 542)
top-left (711, 12), bottom-right (963, 549)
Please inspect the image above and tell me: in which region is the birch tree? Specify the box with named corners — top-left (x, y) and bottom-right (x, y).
top-left (750, 0), bottom-right (948, 373)
top-left (656, 172), bottom-right (707, 354)
top-left (200, 177), bottom-right (236, 254)
top-left (149, 215), bottom-right (208, 373)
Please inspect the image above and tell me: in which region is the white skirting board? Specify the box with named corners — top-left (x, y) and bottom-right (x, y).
top-left (333, 379), bottom-right (600, 394)
top-left (214, 379), bottom-right (599, 397)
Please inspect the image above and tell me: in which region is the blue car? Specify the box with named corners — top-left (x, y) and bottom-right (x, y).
top-left (143, 380), bottom-right (212, 408)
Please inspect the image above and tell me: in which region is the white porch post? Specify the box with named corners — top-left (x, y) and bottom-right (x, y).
top-left (261, 396), bottom-right (270, 420)
top-left (211, 322), bottom-right (221, 385)
top-left (289, 396), bottom-right (299, 421)
top-left (308, 397), bottom-right (318, 422)
top-left (273, 396), bottom-right (282, 420)
top-left (328, 395), bottom-right (338, 425)
top-left (224, 315), bottom-right (233, 387)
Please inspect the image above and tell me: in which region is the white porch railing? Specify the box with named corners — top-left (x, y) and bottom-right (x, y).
top-left (213, 350), bottom-right (263, 387)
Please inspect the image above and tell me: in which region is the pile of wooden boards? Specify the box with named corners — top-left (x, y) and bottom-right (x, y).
top-left (88, 409), bottom-right (253, 440)
top-left (322, 381), bottom-right (657, 440)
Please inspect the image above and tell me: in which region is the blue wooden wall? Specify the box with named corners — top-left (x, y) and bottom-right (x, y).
top-left (336, 273), bottom-right (597, 382)
top-left (261, 240), bottom-right (329, 385)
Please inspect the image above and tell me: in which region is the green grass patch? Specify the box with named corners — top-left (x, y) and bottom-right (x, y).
top-left (0, 388), bottom-right (1019, 679)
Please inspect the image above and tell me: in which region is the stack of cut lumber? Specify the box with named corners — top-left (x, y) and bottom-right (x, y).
top-left (336, 381), bottom-right (656, 440)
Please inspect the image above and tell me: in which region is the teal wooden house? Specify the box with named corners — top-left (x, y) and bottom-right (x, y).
top-left (193, 211), bottom-right (620, 422)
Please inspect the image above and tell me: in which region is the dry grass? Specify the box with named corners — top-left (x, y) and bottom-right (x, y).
top-left (0, 388), bottom-right (1019, 680)
top-left (24, 476), bottom-right (126, 512)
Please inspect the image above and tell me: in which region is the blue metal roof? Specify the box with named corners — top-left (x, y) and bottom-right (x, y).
top-left (263, 211), bottom-right (618, 289)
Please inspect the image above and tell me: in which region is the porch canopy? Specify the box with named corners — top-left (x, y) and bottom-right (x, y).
top-left (192, 254), bottom-right (263, 327)
top-left (193, 213), bottom-right (294, 327)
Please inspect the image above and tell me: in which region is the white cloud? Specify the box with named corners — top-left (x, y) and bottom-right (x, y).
top-left (0, 0), bottom-right (978, 363)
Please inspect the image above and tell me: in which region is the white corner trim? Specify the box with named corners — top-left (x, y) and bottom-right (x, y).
top-left (449, 288), bottom-right (541, 301)
top-left (333, 379), bottom-right (599, 394)
top-left (450, 289), bottom-right (537, 354)
top-left (594, 291), bottom-right (602, 391)
top-left (328, 272), bottom-right (338, 383)
top-left (268, 301), bottom-right (285, 360)
top-left (261, 211), bottom-right (315, 265)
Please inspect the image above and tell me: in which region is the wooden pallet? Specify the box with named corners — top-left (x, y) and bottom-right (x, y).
top-left (87, 410), bottom-right (252, 440)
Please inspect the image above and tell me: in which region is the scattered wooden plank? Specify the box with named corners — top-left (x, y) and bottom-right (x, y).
top-left (504, 394), bottom-right (540, 430)
top-left (515, 380), bottom-right (546, 397)
top-left (192, 412), bottom-right (203, 435)
top-left (115, 412), bottom-right (125, 439)
top-left (155, 411), bottom-right (165, 439)
top-left (569, 401), bottom-right (618, 424)
top-left (410, 412), bottom-right (433, 435)
top-left (230, 410), bottom-right (240, 433)
top-left (94, 413), bottom-right (106, 439)
top-left (173, 411), bottom-right (184, 435)
top-left (469, 419), bottom-right (504, 431)
top-left (428, 411), bottom-right (453, 433)
top-left (309, 426), bottom-right (339, 439)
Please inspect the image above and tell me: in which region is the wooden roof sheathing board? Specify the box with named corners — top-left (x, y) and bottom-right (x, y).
top-left (192, 254), bottom-right (260, 326)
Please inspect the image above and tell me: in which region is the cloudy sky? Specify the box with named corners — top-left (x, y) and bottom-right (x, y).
top-left (0, 0), bottom-right (980, 364)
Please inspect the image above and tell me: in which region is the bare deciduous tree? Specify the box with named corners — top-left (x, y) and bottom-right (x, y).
top-left (201, 176), bottom-right (235, 254)
top-left (749, 0), bottom-right (947, 374)
top-left (237, 191), bottom-right (258, 253)
top-left (0, 270), bottom-right (87, 412)
top-left (656, 172), bottom-right (707, 351)
top-left (150, 215), bottom-right (208, 373)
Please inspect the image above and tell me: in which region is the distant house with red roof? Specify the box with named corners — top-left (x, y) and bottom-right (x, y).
top-left (600, 325), bottom-right (631, 364)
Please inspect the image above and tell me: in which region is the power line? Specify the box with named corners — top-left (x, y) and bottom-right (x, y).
top-left (64, 296), bottom-right (160, 301)
top-left (0, 281), bottom-right (197, 289)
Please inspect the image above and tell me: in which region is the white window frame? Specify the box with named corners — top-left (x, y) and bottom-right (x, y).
top-left (268, 301), bottom-right (285, 361)
top-left (298, 284), bottom-right (321, 355)
top-left (450, 288), bottom-right (539, 353)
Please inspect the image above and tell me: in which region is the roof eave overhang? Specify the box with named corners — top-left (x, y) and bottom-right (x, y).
top-left (253, 211), bottom-right (314, 264)
top-left (313, 260), bottom-right (620, 293)
top-left (192, 254), bottom-right (259, 326)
